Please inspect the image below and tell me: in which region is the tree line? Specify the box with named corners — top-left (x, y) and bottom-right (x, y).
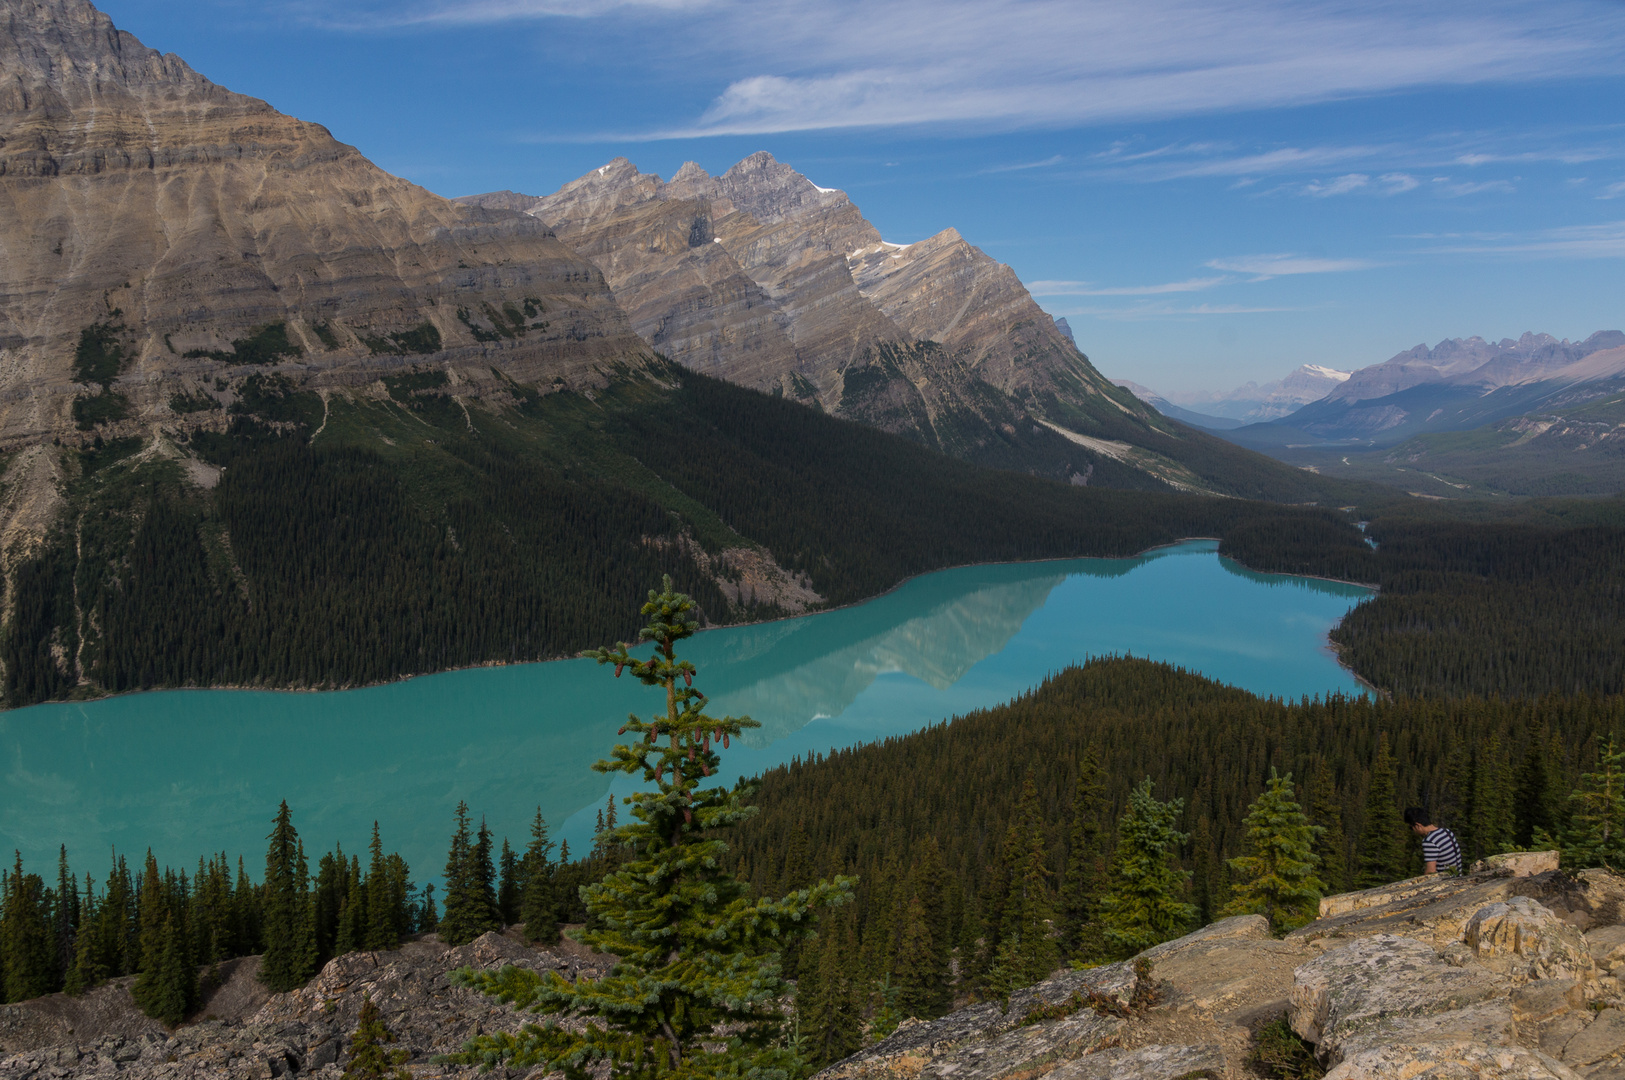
top-left (0, 796), bottom-right (629, 1021)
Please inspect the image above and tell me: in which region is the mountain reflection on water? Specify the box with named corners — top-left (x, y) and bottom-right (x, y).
top-left (0, 541), bottom-right (1370, 881)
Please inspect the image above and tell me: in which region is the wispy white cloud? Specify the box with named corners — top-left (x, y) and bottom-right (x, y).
top-left (1432, 177), bottom-right (1518, 196)
top-left (1601, 181), bottom-right (1625, 200)
top-left (1419, 221), bottom-right (1625, 257)
top-left (304, 0), bottom-right (1625, 137)
top-left (1205, 253), bottom-right (1381, 277)
top-left (1030, 276), bottom-right (1229, 296)
top-left (1303, 173), bottom-right (1370, 197)
top-left (979, 155), bottom-right (1064, 174)
top-left (1080, 129), bottom-right (1624, 187)
top-left (1068, 302), bottom-right (1308, 320)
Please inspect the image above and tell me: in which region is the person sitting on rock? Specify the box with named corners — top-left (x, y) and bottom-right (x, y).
top-left (1404, 808), bottom-right (1462, 875)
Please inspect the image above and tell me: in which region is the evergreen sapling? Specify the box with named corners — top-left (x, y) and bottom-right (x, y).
top-left (452, 577), bottom-right (853, 1080)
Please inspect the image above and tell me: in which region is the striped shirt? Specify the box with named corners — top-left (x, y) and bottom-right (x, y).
top-left (1422, 826), bottom-right (1463, 871)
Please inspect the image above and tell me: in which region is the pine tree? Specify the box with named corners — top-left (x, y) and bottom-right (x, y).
top-left (439, 803), bottom-right (499, 945)
top-left (454, 576), bottom-right (852, 1079)
top-left (988, 775), bottom-right (1058, 995)
top-left (1098, 778), bottom-right (1196, 958)
top-left (130, 850), bottom-right (168, 1015)
top-left (417, 884), bottom-right (438, 935)
top-left (474, 819), bottom-right (500, 928)
top-left (1, 854), bottom-right (56, 1002)
top-left (143, 913), bottom-right (198, 1026)
top-left (336, 860), bottom-right (364, 957)
top-left (968, 821), bottom-right (1017, 991)
top-left (497, 839), bottom-right (521, 927)
top-left (891, 896), bottom-right (939, 1020)
top-left (1355, 733), bottom-right (1409, 887)
top-left (1470, 736), bottom-right (1515, 862)
top-left (519, 809), bottom-right (558, 945)
top-left (1515, 728), bottom-right (1562, 848)
top-left (1057, 748), bottom-right (1108, 961)
top-left (260, 802), bottom-right (318, 992)
top-left (797, 907), bottom-right (863, 1069)
top-left (65, 883), bottom-right (106, 996)
top-left (1222, 770), bottom-right (1325, 932)
top-left (342, 993), bottom-right (412, 1080)
top-left (53, 846), bottom-right (77, 986)
top-left (1305, 769), bottom-right (1348, 895)
top-left (1566, 736), bottom-right (1625, 871)
top-left (364, 824), bottom-right (397, 952)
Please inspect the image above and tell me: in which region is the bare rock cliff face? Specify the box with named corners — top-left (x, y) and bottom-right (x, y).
top-left (459, 154), bottom-right (1157, 470)
top-left (0, 0), bottom-right (650, 451)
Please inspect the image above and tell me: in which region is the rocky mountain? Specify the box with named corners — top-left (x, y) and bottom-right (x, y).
top-left (1148, 363), bottom-right (1353, 425)
top-left (0, 0), bottom-right (652, 545)
top-left (457, 158), bottom-right (1311, 496)
top-left (8, 857), bottom-right (1625, 1079)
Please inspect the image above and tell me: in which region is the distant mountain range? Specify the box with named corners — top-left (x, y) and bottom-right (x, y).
top-left (1150, 365), bottom-right (1352, 425)
top-left (1220, 331), bottom-right (1625, 448)
top-left (1190, 331), bottom-right (1625, 496)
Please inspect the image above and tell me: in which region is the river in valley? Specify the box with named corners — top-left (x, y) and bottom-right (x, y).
top-left (0, 540), bottom-right (1372, 882)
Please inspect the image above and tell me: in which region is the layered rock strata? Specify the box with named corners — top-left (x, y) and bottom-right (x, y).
top-left (458, 155), bottom-right (1166, 472)
top-left (0, 0), bottom-right (652, 453)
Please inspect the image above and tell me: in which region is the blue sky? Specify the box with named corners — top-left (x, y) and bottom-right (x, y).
top-left (96, 0), bottom-right (1625, 394)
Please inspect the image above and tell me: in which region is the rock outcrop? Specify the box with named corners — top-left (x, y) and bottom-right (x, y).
top-left (816, 857), bottom-right (1625, 1080)
top-left (457, 157), bottom-right (1200, 486)
top-left (0, 931), bottom-right (611, 1079)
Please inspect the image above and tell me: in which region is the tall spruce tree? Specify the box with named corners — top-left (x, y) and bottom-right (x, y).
top-left (144, 912), bottom-right (198, 1026)
top-left (260, 802), bottom-right (317, 992)
top-left (2, 854), bottom-right (56, 1002)
top-left (364, 823), bottom-right (398, 952)
top-left (1355, 733), bottom-right (1409, 887)
top-left (1221, 771), bottom-right (1324, 932)
top-left (1567, 736), bottom-right (1625, 871)
top-left (439, 803), bottom-right (499, 946)
top-left (1305, 768), bottom-right (1348, 895)
top-left (497, 840), bottom-right (521, 927)
top-left (1057, 748), bottom-right (1108, 961)
top-left (1097, 778), bottom-right (1196, 958)
top-left (519, 809), bottom-right (558, 945)
top-left (1470, 736), bottom-right (1515, 862)
top-left (453, 576), bottom-right (851, 1080)
top-left (988, 776), bottom-right (1058, 996)
top-left (1515, 728), bottom-right (1563, 848)
top-left (891, 896), bottom-right (939, 1020)
top-left (796, 907), bottom-right (863, 1070)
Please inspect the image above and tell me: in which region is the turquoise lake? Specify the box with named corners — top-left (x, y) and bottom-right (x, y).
top-left (0, 540), bottom-right (1372, 883)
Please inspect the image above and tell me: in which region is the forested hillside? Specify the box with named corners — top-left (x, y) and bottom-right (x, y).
top-left (729, 656), bottom-right (1625, 1058)
top-left (0, 363), bottom-right (1378, 708)
top-left (1329, 503), bottom-right (1625, 697)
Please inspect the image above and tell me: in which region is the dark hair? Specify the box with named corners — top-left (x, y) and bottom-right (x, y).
top-left (1403, 807), bottom-right (1430, 827)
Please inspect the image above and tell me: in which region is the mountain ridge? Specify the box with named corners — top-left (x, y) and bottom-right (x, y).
top-left (459, 158), bottom-right (1356, 499)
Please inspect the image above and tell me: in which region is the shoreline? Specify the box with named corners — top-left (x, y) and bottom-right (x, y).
top-left (11, 536), bottom-right (1381, 712)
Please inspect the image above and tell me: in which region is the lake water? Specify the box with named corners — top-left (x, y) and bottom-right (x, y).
top-left (0, 541), bottom-right (1372, 883)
